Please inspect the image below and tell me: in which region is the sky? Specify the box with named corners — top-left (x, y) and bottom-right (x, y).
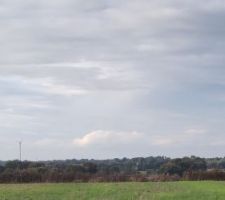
top-left (0, 0), bottom-right (225, 160)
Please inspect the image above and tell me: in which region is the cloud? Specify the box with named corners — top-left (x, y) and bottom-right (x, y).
top-left (37, 78), bottom-right (88, 96)
top-left (151, 128), bottom-right (207, 146)
top-left (74, 128), bottom-right (207, 148)
top-left (73, 130), bottom-right (142, 147)
top-left (0, 75), bottom-right (88, 98)
top-left (152, 138), bottom-right (174, 146)
top-left (34, 138), bottom-right (68, 147)
top-left (0, 0), bottom-right (225, 160)
top-left (184, 129), bottom-right (207, 135)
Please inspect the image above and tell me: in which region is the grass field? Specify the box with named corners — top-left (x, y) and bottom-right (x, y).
top-left (0, 181), bottom-right (225, 200)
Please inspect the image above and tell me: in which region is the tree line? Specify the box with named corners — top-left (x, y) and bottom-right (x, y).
top-left (0, 156), bottom-right (225, 183)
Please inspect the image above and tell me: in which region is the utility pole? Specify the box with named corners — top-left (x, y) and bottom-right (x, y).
top-left (19, 141), bottom-right (22, 162)
top-left (18, 141), bottom-right (22, 183)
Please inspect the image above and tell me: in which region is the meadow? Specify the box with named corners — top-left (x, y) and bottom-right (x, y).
top-left (0, 181), bottom-right (225, 200)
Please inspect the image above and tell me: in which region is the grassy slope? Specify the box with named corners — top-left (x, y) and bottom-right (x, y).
top-left (0, 181), bottom-right (225, 200)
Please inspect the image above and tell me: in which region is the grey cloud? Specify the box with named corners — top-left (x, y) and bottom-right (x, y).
top-left (0, 0), bottom-right (225, 160)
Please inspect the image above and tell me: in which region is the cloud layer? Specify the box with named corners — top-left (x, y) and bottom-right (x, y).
top-left (0, 0), bottom-right (225, 160)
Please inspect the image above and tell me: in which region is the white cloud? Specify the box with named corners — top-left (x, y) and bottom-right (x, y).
top-left (150, 128), bottom-right (207, 146)
top-left (152, 137), bottom-right (174, 146)
top-left (0, 75), bottom-right (88, 97)
top-left (184, 129), bottom-right (207, 135)
top-left (73, 130), bottom-right (142, 147)
top-left (39, 78), bottom-right (88, 96)
top-left (73, 128), bottom-right (207, 149)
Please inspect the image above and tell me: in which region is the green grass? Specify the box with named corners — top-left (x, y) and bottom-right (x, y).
top-left (0, 181), bottom-right (225, 200)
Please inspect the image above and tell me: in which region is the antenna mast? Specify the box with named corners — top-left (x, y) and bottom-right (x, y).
top-left (19, 141), bottom-right (22, 162)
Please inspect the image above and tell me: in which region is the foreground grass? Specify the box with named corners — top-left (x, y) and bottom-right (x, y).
top-left (0, 181), bottom-right (225, 200)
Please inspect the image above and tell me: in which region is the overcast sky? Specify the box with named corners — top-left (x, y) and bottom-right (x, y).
top-left (0, 0), bottom-right (225, 160)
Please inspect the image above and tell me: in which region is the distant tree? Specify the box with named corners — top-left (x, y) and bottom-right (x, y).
top-left (160, 157), bottom-right (206, 176)
top-left (83, 162), bottom-right (97, 174)
top-left (5, 160), bottom-right (20, 169)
